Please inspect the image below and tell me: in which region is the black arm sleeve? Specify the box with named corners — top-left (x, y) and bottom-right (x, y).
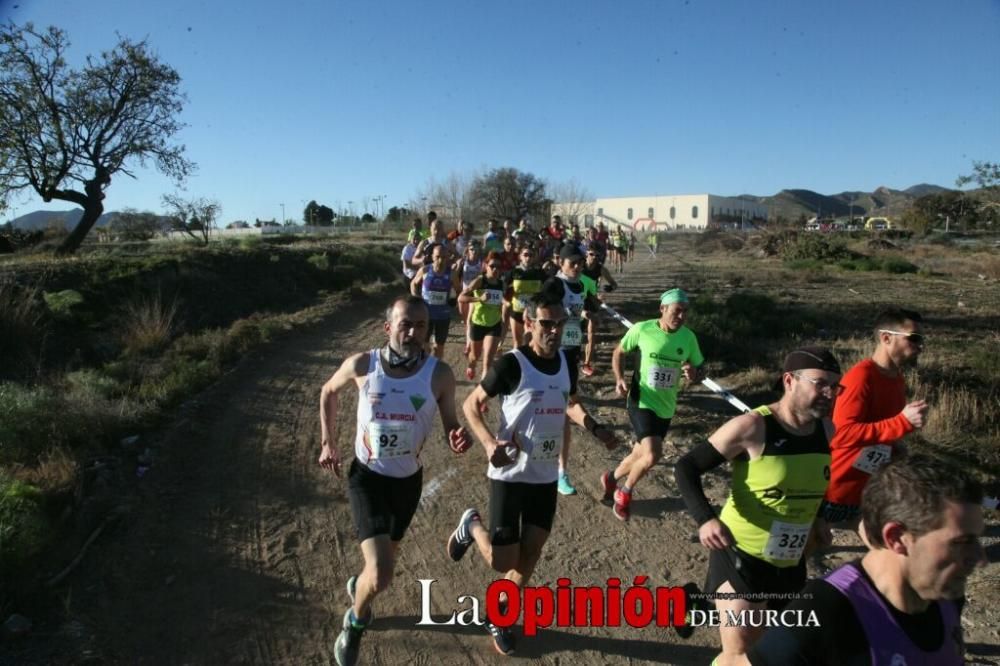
top-left (674, 441), bottom-right (727, 527)
top-left (480, 353), bottom-right (520, 398)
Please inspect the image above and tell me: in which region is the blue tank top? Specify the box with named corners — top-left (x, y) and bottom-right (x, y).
top-left (825, 563), bottom-right (963, 666)
top-left (421, 267), bottom-right (452, 320)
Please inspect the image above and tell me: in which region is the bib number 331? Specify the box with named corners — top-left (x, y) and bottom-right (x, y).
top-left (647, 366), bottom-right (677, 389)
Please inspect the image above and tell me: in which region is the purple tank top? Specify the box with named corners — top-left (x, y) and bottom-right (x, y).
top-left (421, 267), bottom-right (452, 320)
top-left (825, 563), bottom-right (963, 665)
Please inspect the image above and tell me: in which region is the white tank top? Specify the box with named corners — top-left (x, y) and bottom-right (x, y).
top-left (489, 349), bottom-right (571, 484)
top-left (559, 277), bottom-right (585, 349)
top-left (354, 350), bottom-right (438, 478)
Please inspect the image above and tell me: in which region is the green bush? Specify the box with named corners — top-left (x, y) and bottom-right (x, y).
top-left (880, 257), bottom-right (918, 274)
top-left (781, 234), bottom-right (854, 262)
top-left (0, 383), bottom-right (58, 464)
top-left (0, 473), bottom-right (51, 573)
top-left (65, 369), bottom-right (123, 400)
top-left (43, 289), bottom-right (85, 318)
top-left (307, 252), bottom-right (330, 271)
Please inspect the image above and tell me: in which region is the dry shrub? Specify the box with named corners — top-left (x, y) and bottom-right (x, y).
top-left (918, 382), bottom-right (999, 445)
top-left (14, 447), bottom-right (79, 497)
top-left (121, 294), bottom-right (179, 355)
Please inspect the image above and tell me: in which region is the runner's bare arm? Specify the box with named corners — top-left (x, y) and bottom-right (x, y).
top-left (601, 265), bottom-right (618, 289)
top-left (409, 267), bottom-right (425, 297)
top-left (462, 385), bottom-right (504, 460)
top-left (451, 269), bottom-right (463, 296)
top-left (611, 344), bottom-right (629, 396)
top-left (566, 395), bottom-right (618, 450)
top-left (458, 276), bottom-right (483, 303)
top-left (412, 240), bottom-right (428, 266)
top-left (433, 361), bottom-right (471, 453)
top-left (319, 352), bottom-right (369, 476)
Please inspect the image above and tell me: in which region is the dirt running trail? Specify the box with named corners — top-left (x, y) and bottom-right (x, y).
top-left (30, 248), bottom-right (1000, 665)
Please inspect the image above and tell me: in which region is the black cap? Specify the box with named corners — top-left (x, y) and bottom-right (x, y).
top-left (782, 346), bottom-right (841, 374)
top-left (558, 244), bottom-right (583, 261)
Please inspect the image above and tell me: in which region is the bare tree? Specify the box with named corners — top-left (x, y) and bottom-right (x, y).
top-left (0, 23), bottom-right (193, 254)
top-left (549, 178), bottom-right (595, 225)
top-left (162, 194), bottom-right (220, 245)
top-left (412, 171), bottom-right (477, 224)
top-left (468, 167), bottom-right (549, 222)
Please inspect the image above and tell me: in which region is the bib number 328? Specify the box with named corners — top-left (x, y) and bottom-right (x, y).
top-left (763, 521), bottom-right (811, 561)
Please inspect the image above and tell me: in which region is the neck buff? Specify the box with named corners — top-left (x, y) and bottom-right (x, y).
top-left (382, 343), bottom-right (424, 371)
top-left (556, 270), bottom-right (579, 284)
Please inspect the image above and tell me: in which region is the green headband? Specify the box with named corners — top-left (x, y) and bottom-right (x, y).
top-left (660, 288), bottom-right (688, 305)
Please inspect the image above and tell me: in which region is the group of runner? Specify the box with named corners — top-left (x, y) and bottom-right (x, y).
top-left (323, 218), bottom-right (987, 665)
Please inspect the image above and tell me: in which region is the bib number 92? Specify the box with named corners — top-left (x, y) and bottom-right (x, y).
top-left (366, 423), bottom-right (414, 459)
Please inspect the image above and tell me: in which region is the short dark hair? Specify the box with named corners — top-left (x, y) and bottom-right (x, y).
top-left (385, 295), bottom-right (428, 322)
top-left (427, 211), bottom-right (438, 222)
top-left (862, 454), bottom-right (983, 548)
top-left (874, 308), bottom-right (922, 334)
top-left (525, 287), bottom-right (564, 320)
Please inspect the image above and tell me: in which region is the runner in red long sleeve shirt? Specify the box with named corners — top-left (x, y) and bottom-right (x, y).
top-left (820, 308), bottom-right (929, 527)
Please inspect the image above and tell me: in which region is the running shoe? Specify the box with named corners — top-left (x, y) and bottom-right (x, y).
top-left (557, 472), bottom-right (577, 496)
top-left (581, 363), bottom-right (595, 377)
top-left (345, 575), bottom-right (374, 624)
top-left (613, 488), bottom-right (631, 521)
top-left (465, 366), bottom-right (475, 381)
top-left (485, 618), bottom-right (516, 655)
top-left (485, 601), bottom-right (516, 655)
top-left (673, 582), bottom-right (704, 639)
top-left (447, 508), bottom-right (480, 562)
top-left (334, 608), bottom-right (366, 666)
top-left (600, 471), bottom-right (617, 504)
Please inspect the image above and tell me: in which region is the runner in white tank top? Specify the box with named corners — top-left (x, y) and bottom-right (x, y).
top-left (443, 289), bottom-right (618, 656)
top-left (319, 296), bottom-right (471, 666)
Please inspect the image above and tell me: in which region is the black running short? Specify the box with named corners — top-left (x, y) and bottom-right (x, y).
top-left (626, 403), bottom-right (672, 441)
top-left (347, 459), bottom-right (423, 542)
top-left (426, 318), bottom-right (450, 345)
top-left (488, 479), bottom-right (558, 546)
top-left (818, 499), bottom-right (861, 525)
top-left (704, 545), bottom-right (805, 611)
top-left (510, 310), bottom-right (524, 324)
top-left (470, 321), bottom-right (502, 342)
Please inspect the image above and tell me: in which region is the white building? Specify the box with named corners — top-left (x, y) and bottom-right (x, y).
top-left (553, 194), bottom-right (767, 231)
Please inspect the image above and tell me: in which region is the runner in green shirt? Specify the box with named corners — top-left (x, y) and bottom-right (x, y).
top-left (602, 288), bottom-right (704, 520)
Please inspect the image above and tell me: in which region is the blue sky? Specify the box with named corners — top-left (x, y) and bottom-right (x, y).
top-left (3, 0), bottom-right (999, 224)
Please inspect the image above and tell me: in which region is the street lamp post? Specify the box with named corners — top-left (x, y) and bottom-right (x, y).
top-left (280, 203), bottom-right (285, 225)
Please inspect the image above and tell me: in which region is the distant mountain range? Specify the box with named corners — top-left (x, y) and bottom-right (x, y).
top-left (747, 183), bottom-right (952, 221)
top-left (5, 183), bottom-right (955, 230)
top-left (4, 209), bottom-right (116, 231)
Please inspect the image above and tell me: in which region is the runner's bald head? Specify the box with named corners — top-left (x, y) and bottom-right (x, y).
top-left (386, 296), bottom-right (428, 323)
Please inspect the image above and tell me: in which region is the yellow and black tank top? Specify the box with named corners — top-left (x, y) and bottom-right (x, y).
top-left (719, 406), bottom-right (831, 567)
